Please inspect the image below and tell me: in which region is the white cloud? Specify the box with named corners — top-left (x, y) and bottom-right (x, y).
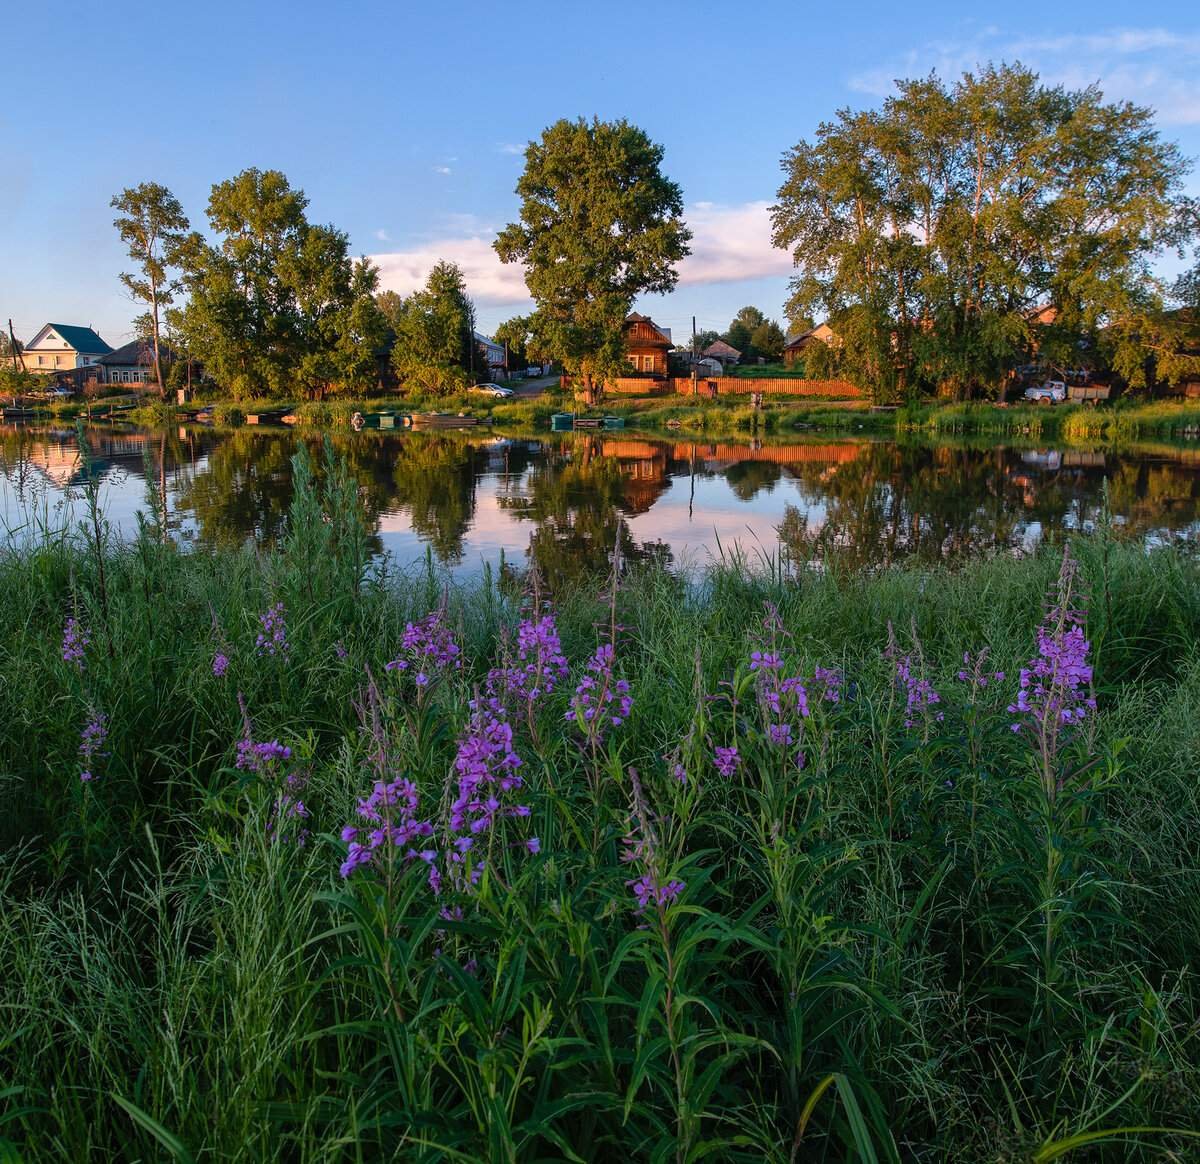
top-left (373, 236), bottom-right (530, 307)
top-left (432, 165), bottom-right (452, 175)
top-left (374, 228), bottom-right (390, 242)
top-left (497, 142), bottom-right (525, 155)
top-left (369, 201), bottom-right (791, 309)
top-left (676, 201), bottom-right (793, 286)
top-left (849, 26), bottom-right (1200, 125)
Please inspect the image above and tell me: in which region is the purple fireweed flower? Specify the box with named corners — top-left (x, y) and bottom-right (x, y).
top-left (78, 710), bottom-right (108, 784)
top-left (385, 609), bottom-right (462, 684)
top-left (236, 738), bottom-right (292, 773)
top-left (212, 652), bottom-right (229, 678)
top-left (61, 617), bottom-right (88, 670)
top-left (1007, 548), bottom-right (1096, 782)
top-left (568, 642), bottom-right (633, 739)
top-left (622, 768), bottom-right (686, 915)
top-left (254, 603), bottom-right (289, 658)
top-left (339, 774), bottom-right (436, 880)
top-left (749, 650), bottom-right (783, 672)
top-left (713, 746), bottom-right (741, 777)
top-left (446, 708), bottom-right (533, 875)
top-left (956, 650), bottom-right (1004, 690)
top-left (813, 666), bottom-right (844, 704)
top-left (484, 613), bottom-right (570, 715)
top-left (526, 836), bottom-right (541, 854)
top-left (334, 641), bottom-right (348, 660)
top-left (895, 654), bottom-right (943, 729)
top-left (267, 769), bottom-right (311, 846)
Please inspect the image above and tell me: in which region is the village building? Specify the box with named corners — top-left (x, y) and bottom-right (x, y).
top-left (97, 339), bottom-right (177, 386)
top-left (701, 339), bottom-right (741, 368)
top-left (623, 313), bottom-right (672, 375)
top-left (474, 331), bottom-right (507, 378)
top-left (22, 324), bottom-right (112, 374)
top-left (783, 323), bottom-right (838, 366)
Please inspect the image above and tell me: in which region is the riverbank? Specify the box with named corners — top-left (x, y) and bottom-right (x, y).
top-left (104, 392), bottom-right (1200, 444)
top-left (2, 459), bottom-right (1199, 1160)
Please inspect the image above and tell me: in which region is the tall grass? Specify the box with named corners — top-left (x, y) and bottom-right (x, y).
top-left (1, 446), bottom-right (1199, 1160)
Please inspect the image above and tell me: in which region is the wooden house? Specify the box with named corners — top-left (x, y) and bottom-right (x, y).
top-left (701, 339), bottom-right (741, 368)
top-left (623, 313), bottom-right (673, 375)
top-left (97, 339), bottom-right (178, 386)
top-left (783, 323), bottom-right (837, 366)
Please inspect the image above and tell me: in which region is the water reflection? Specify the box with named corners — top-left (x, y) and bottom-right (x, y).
top-left (2, 423), bottom-right (1199, 576)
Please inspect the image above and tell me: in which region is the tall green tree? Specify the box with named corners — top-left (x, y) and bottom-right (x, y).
top-left (493, 316), bottom-right (531, 370)
top-left (771, 64), bottom-right (1191, 400)
top-left (725, 306), bottom-right (767, 357)
top-left (177, 169), bottom-right (383, 399)
top-left (384, 261), bottom-right (479, 394)
top-left (111, 183), bottom-right (190, 398)
top-left (750, 319), bottom-right (786, 362)
top-left (495, 117), bottom-right (691, 404)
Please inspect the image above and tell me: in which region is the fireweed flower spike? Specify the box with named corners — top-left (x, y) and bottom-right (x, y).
top-left (484, 612), bottom-right (569, 716)
top-left (385, 608), bottom-right (462, 687)
top-left (622, 768), bottom-right (685, 913)
top-left (1007, 546), bottom-right (1097, 792)
top-left (255, 603), bottom-right (289, 658)
top-left (713, 746), bottom-right (741, 777)
top-left (568, 642), bottom-right (633, 745)
top-left (62, 616), bottom-right (89, 670)
top-left (212, 652), bottom-right (230, 678)
top-left (888, 621), bottom-right (943, 732)
top-left (78, 710), bottom-right (108, 784)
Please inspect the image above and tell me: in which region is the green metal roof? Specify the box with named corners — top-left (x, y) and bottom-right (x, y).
top-left (46, 324), bottom-right (113, 354)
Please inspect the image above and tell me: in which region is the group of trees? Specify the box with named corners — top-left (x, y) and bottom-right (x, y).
top-left (112, 171), bottom-right (389, 400)
top-left (377, 262), bottom-right (484, 395)
top-left (695, 307), bottom-right (787, 363)
top-left (771, 63), bottom-right (1197, 400)
top-left (96, 67), bottom-right (1197, 407)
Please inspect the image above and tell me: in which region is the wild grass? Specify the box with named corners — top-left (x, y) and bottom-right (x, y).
top-left (1, 444), bottom-right (1199, 1160)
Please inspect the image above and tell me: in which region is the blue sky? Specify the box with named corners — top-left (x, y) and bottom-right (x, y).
top-left (2, 0), bottom-right (1198, 348)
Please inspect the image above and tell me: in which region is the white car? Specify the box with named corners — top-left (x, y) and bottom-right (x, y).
top-left (471, 383), bottom-right (515, 398)
top-left (1024, 380), bottom-right (1067, 405)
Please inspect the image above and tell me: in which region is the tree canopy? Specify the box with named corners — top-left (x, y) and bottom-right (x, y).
top-left (771, 63), bottom-right (1192, 400)
top-left (176, 168), bottom-right (386, 399)
top-left (380, 261), bottom-right (480, 394)
top-left (112, 183), bottom-right (190, 397)
top-left (495, 117), bottom-right (691, 402)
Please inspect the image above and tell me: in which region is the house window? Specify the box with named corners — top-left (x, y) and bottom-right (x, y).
top-left (38, 355), bottom-right (45, 366)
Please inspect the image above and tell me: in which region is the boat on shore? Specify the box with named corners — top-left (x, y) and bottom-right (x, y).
top-left (407, 412), bottom-right (486, 430)
top-left (551, 412), bottom-right (626, 432)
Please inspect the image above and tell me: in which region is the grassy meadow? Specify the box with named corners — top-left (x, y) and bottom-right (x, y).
top-left (1, 443), bottom-right (1200, 1160)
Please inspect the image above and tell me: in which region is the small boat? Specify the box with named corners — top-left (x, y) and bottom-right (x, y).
top-left (245, 408), bottom-right (289, 425)
top-left (409, 412), bottom-right (484, 430)
top-left (0, 406), bottom-right (36, 419)
top-left (552, 413), bottom-right (626, 432)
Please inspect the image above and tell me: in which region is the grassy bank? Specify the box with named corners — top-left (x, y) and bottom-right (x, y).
top-left (907, 399), bottom-right (1200, 442)
top-left (2, 446), bottom-right (1199, 1160)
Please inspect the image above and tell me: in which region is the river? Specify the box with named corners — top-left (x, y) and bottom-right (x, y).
top-left (2, 423), bottom-right (1198, 579)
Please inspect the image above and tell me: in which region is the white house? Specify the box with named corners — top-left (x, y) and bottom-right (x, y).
top-left (475, 331), bottom-right (507, 377)
top-left (22, 324), bottom-right (113, 373)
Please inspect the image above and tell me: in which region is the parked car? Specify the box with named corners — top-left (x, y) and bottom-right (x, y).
top-left (471, 383), bottom-right (514, 398)
top-left (1023, 380), bottom-right (1067, 405)
top-left (46, 387), bottom-right (74, 401)
top-left (524, 365), bottom-right (543, 377)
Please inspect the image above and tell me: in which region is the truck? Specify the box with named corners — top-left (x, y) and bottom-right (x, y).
top-left (1023, 380), bottom-right (1067, 405)
top-left (1067, 383), bottom-right (1112, 405)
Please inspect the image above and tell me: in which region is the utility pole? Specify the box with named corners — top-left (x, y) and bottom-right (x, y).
top-left (8, 320), bottom-right (25, 371)
top-left (691, 315), bottom-right (698, 398)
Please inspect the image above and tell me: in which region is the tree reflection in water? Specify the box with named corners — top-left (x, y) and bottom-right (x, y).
top-left (3, 424), bottom-right (1199, 578)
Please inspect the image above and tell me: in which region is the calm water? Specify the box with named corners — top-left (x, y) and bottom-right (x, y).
top-left (2, 423), bottom-right (1199, 578)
